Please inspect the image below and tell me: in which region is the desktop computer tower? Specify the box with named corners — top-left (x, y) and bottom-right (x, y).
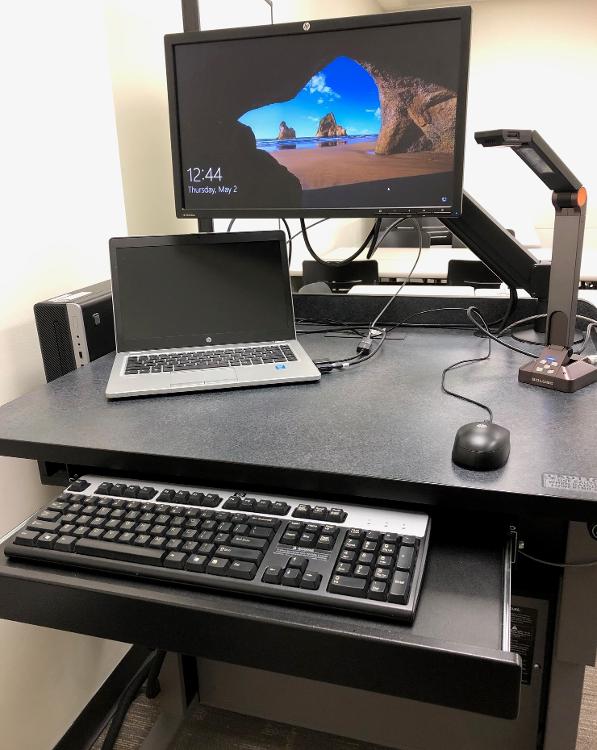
top-left (34, 280), bottom-right (115, 383)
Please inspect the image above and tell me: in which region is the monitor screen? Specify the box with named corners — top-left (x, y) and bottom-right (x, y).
top-left (165, 7), bottom-right (470, 219)
top-left (110, 233), bottom-right (295, 352)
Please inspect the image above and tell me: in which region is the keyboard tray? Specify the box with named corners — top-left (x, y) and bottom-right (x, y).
top-left (0, 501), bottom-right (521, 719)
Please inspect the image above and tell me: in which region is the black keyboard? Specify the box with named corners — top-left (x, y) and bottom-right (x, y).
top-left (4, 475), bottom-right (430, 622)
top-left (125, 344), bottom-right (297, 375)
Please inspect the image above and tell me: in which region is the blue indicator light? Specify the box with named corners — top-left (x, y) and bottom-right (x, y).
top-left (275, 363), bottom-right (287, 370)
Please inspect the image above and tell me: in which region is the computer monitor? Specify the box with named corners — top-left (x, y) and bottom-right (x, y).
top-left (165, 6), bottom-right (471, 220)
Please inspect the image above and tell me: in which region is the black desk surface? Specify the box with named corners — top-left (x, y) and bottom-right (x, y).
top-left (5, 327), bottom-right (574, 718)
top-left (0, 329), bottom-right (595, 519)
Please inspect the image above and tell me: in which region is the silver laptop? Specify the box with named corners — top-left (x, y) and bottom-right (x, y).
top-left (106, 232), bottom-right (321, 399)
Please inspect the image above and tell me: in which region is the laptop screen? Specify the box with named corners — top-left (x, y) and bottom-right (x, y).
top-left (110, 233), bottom-right (295, 352)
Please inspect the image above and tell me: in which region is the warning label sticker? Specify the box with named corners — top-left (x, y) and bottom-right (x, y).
top-left (511, 606), bottom-right (538, 685)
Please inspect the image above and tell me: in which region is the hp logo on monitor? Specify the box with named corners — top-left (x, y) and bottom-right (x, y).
top-left (303, 22), bottom-right (310, 31)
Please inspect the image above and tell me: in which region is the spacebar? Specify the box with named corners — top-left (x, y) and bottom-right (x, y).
top-left (75, 539), bottom-right (165, 566)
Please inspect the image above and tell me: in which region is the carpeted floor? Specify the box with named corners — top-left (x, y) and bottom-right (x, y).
top-left (578, 665), bottom-right (597, 750)
top-left (92, 666), bottom-right (597, 750)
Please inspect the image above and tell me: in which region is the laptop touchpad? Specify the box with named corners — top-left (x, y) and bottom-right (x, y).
top-left (170, 371), bottom-right (206, 387)
top-left (204, 367), bottom-right (238, 384)
top-left (169, 368), bottom-right (238, 388)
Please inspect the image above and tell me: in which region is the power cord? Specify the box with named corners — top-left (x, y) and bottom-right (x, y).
top-left (281, 217), bottom-right (292, 266)
top-left (299, 217), bottom-right (381, 267)
top-left (366, 217), bottom-right (409, 258)
top-left (101, 650), bottom-right (166, 750)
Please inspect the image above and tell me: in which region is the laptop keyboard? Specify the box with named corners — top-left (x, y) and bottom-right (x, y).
top-left (125, 344), bottom-right (297, 375)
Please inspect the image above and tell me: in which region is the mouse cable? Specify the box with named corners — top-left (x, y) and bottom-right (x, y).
top-left (518, 549), bottom-right (597, 568)
top-left (300, 216), bottom-right (382, 267)
top-left (441, 308), bottom-right (494, 422)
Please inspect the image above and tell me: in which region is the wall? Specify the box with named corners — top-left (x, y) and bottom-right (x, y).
top-left (463, 0), bottom-right (597, 247)
top-left (0, 1), bottom-right (129, 747)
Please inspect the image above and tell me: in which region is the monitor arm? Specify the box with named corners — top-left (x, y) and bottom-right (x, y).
top-left (442, 192), bottom-right (550, 300)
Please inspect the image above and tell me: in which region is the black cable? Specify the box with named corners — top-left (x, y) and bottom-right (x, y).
top-left (499, 313), bottom-right (597, 338)
top-left (287, 218), bottom-right (328, 244)
top-left (101, 650), bottom-right (166, 750)
top-left (369, 219), bottom-right (424, 331)
top-left (466, 306), bottom-right (536, 357)
top-left (316, 329), bottom-right (387, 373)
top-left (441, 309), bottom-right (494, 422)
top-left (145, 650), bottom-right (167, 699)
top-left (280, 217), bottom-right (292, 266)
top-left (311, 221), bottom-right (421, 373)
top-left (299, 217), bottom-right (381, 267)
top-left (396, 306), bottom-right (469, 328)
top-left (518, 549), bottom-right (597, 568)
top-left (366, 217), bottom-right (408, 259)
top-left (369, 218), bottom-right (382, 258)
top-left (101, 656), bottom-right (154, 750)
top-left (495, 286), bottom-right (518, 334)
top-left (226, 219), bottom-right (235, 232)
top-left (503, 314), bottom-right (597, 349)
top-left (297, 325), bottom-right (367, 336)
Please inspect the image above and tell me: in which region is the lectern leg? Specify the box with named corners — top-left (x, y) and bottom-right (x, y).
top-left (543, 522), bottom-right (597, 749)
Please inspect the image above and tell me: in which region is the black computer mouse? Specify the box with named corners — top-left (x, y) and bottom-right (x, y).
top-left (452, 421), bottom-right (511, 471)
